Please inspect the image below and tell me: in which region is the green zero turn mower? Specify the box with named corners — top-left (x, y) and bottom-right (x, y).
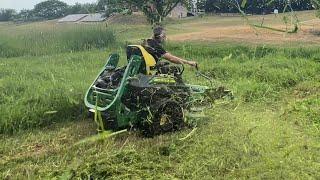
top-left (84, 45), bottom-right (231, 136)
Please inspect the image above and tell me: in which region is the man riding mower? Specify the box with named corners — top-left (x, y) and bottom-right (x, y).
top-left (84, 26), bottom-right (230, 136)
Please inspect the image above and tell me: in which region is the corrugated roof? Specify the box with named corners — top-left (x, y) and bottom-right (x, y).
top-left (80, 13), bottom-right (106, 22)
top-left (58, 14), bottom-right (88, 22)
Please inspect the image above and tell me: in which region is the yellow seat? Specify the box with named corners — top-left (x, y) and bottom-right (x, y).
top-left (127, 45), bottom-right (157, 75)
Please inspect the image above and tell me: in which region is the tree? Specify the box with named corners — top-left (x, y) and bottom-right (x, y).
top-left (0, 9), bottom-right (17, 21)
top-left (14, 9), bottom-right (37, 22)
top-left (97, 0), bottom-right (126, 17)
top-left (290, 0), bottom-right (313, 11)
top-left (33, 0), bottom-right (68, 19)
top-left (97, 0), bottom-right (108, 11)
top-left (100, 0), bottom-right (186, 24)
top-left (311, 0), bottom-right (320, 17)
top-left (132, 0), bottom-right (188, 24)
top-left (67, 3), bottom-right (98, 14)
top-left (81, 3), bottom-right (98, 13)
top-left (202, 0), bottom-right (239, 13)
top-left (203, 0), bottom-right (314, 14)
top-left (67, 3), bottom-right (85, 14)
top-left (195, 0), bottom-right (206, 11)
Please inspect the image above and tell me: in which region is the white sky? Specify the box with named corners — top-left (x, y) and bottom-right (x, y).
top-left (0, 0), bottom-right (98, 11)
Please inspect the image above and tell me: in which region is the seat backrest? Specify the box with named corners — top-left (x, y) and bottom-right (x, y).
top-left (126, 45), bottom-right (156, 75)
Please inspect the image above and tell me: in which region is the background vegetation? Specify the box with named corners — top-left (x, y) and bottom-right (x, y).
top-left (0, 25), bottom-right (115, 58)
top-left (198, 0), bottom-right (314, 14)
top-left (1, 0), bottom-right (320, 23)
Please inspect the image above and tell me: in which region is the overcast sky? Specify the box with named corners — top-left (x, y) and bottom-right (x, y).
top-left (0, 0), bottom-right (98, 11)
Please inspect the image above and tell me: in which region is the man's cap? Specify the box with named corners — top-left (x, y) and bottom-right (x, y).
top-left (153, 26), bottom-right (165, 37)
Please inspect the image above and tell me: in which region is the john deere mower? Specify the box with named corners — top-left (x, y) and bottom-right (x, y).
top-left (84, 45), bottom-right (230, 136)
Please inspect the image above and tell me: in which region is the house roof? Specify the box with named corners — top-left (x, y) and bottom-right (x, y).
top-left (58, 13), bottom-right (106, 23)
top-left (58, 14), bottom-right (87, 22)
top-left (80, 13), bottom-right (106, 22)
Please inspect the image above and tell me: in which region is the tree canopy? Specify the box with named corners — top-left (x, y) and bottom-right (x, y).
top-left (202, 0), bottom-right (314, 14)
top-left (98, 0), bottom-right (187, 24)
top-left (97, 0), bottom-right (128, 17)
top-left (1, 0), bottom-right (320, 23)
top-left (67, 3), bottom-right (98, 14)
top-left (33, 0), bottom-right (68, 19)
top-left (0, 9), bottom-right (16, 21)
top-left (311, 0), bottom-right (320, 17)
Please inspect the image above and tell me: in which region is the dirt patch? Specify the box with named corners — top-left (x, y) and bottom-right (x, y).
top-left (168, 24), bottom-right (320, 44)
top-left (168, 16), bottom-right (320, 44)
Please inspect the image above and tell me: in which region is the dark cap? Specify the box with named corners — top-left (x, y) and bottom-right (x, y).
top-left (153, 26), bottom-right (165, 37)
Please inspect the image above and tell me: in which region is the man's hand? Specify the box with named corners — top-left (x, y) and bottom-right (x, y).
top-left (163, 53), bottom-right (198, 68)
top-left (187, 61), bottom-right (198, 67)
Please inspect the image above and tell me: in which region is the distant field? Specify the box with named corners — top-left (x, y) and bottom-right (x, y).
top-left (167, 10), bottom-right (320, 44)
top-left (0, 11), bottom-right (320, 179)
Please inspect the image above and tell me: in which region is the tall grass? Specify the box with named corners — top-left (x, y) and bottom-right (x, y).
top-left (168, 43), bottom-right (320, 102)
top-left (1, 43), bottom-right (319, 134)
top-left (0, 25), bottom-right (116, 58)
top-left (0, 51), bottom-right (111, 134)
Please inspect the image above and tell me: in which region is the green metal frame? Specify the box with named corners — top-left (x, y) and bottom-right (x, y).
top-left (84, 53), bottom-right (211, 130)
top-left (84, 54), bottom-right (143, 128)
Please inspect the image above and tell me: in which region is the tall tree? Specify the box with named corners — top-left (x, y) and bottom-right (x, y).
top-left (83, 3), bottom-right (98, 13)
top-left (67, 3), bottom-right (86, 14)
top-left (67, 3), bottom-right (98, 14)
top-left (137, 0), bottom-right (187, 24)
top-left (0, 9), bottom-right (16, 21)
top-left (100, 0), bottom-right (186, 24)
top-left (97, 0), bottom-right (127, 17)
top-left (14, 9), bottom-right (36, 22)
top-left (33, 0), bottom-right (68, 19)
top-left (204, 0), bottom-right (314, 14)
top-left (311, 0), bottom-right (320, 17)
top-left (203, 0), bottom-right (238, 13)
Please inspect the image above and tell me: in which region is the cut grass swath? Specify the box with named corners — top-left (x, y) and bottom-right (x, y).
top-left (74, 90), bottom-right (128, 146)
top-left (74, 129), bottom-right (128, 146)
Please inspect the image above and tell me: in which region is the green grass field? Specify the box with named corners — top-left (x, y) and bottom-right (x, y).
top-left (1, 11), bottom-right (320, 179)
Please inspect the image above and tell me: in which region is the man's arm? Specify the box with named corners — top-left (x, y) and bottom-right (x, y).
top-left (163, 52), bottom-right (197, 67)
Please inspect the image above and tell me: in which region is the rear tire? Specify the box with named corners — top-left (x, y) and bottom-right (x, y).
top-left (142, 101), bottom-right (185, 137)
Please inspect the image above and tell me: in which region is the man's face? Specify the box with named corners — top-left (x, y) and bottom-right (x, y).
top-left (159, 30), bottom-right (167, 43)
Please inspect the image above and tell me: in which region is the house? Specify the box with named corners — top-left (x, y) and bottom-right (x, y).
top-left (168, 3), bottom-right (188, 18)
top-left (58, 14), bottom-right (87, 23)
top-left (79, 13), bottom-right (106, 22)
